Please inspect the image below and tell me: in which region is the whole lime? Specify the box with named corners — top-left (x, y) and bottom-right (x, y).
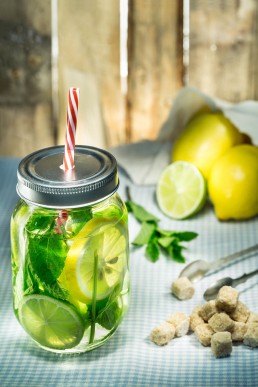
top-left (156, 161), bottom-right (207, 219)
top-left (172, 112), bottom-right (249, 179)
top-left (208, 144), bottom-right (258, 220)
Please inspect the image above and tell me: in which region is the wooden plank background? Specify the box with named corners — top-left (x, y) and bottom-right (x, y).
top-left (58, 0), bottom-right (125, 149)
top-left (188, 0), bottom-right (258, 101)
top-left (0, 0), bottom-right (53, 156)
top-left (0, 0), bottom-right (257, 157)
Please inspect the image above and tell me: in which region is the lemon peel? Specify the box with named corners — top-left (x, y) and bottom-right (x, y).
top-left (59, 217), bottom-right (127, 303)
top-left (208, 144), bottom-right (258, 220)
top-left (172, 112), bottom-right (246, 179)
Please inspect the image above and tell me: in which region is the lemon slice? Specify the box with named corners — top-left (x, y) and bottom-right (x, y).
top-left (18, 295), bottom-right (84, 350)
top-left (60, 217), bottom-right (127, 303)
top-left (156, 161), bottom-right (207, 219)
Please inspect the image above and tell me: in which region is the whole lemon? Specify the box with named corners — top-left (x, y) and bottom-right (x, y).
top-left (208, 144), bottom-right (258, 220)
top-left (172, 112), bottom-right (247, 179)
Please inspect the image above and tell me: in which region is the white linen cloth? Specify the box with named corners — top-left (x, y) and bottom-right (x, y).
top-left (112, 87), bottom-right (258, 185)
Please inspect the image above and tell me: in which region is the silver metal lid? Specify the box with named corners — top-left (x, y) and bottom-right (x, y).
top-left (17, 145), bottom-right (119, 208)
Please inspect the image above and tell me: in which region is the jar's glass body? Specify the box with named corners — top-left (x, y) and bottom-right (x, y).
top-left (11, 193), bottom-right (129, 353)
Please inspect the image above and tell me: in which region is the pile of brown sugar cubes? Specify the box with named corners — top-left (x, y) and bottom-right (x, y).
top-left (150, 285), bottom-right (258, 358)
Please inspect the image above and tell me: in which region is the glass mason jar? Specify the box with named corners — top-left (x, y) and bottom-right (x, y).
top-left (11, 146), bottom-right (129, 354)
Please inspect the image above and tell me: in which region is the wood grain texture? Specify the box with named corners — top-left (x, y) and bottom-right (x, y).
top-left (188, 0), bottom-right (258, 101)
top-left (0, 103), bottom-right (53, 157)
top-left (1, 1), bottom-right (258, 157)
top-left (126, 0), bottom-right (184, 142)
top-left (0, 0), bottom-right (53, 156)
top-left (58, 0), bottom-right (125, 149)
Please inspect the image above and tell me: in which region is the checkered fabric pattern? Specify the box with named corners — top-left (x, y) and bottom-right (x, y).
top-left (0, 158), bottom-right (257, 387)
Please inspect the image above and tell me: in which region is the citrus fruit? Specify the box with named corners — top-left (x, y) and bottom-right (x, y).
top-left (172, 112), bottom-right (247, 179)
top-left (59, 217), bottom-right (127, 303)
top-left (208, 144), bottom-right (258, 220)
top-left (18, 295), bottom-right (84, 350)
top-left (11, 203), bottom-right (31, 265)
top-left (156, 161), bottom-right (207, 219)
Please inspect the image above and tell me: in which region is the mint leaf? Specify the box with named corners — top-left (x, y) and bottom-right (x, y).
top-left (126, 200), bottom-right (159, 224)
top-left (157, 236), bottom-right (176, 248)
top-left (28, 235), bottom-right (68, 285)
top-left (173, 231), bottom-right (198, 242)
top-left (96, 300), bottom-right (122, 330)
top-left (157, 229), bottom-right (198, 241)
top-left (146, 236), bottom-right (159, 262)
top-left (93, 203), bottom-right (122, 220)
top-left (132, 222), bottom-right (156, 246)
top-left (26, 209), bottom-right (55, 235)
top-left (167, 243), bottom-right (186, 263)
top-left (70, 207), bottom-right (92, 235)
top-left (156, 229), bottom-right (176, 237)
top-left (26, 209), bottom-right (68, 287)
top-left (126, 198), bottom-right (198, 263)
top-left (23, 258), bottom-right (39, 295)
top-left (42, 280), bottom-right (68, 301)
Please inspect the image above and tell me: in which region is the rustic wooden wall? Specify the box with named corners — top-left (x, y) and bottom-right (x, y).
top-left (57, 0), bottom-right (125, 149)
top-left (0, 0), bottom-right (258, 157)
top-left (188, 0), bottom-right (258, 101)
top-left (0, 0), bottom-right (53, 157)
top-left (127, 0), bottom-right (183, 142)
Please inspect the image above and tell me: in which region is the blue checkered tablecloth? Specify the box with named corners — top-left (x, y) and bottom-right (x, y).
top-left (0, 157), bottom-right (257, 387)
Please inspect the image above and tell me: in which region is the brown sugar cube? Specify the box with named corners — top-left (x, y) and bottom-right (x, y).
top-left (194, 323), bottom-right (214, 346)
top-left (208, 312), bottom-right (235, 333)
top-left (247, 312), bottom-right (258, 325)
top-left (243, 323), bottom-right (258, 348)
top-left (150, 322), bottom-right (176, 346)
top-left (199, 300), bottom-right (218, 322)
top-left (171, 277), bottom-right (195, 300)
top-left (167, 312), bottom-right (190, 337)
top-left (211, 332), bottom-right (232, 358)
top-left (190, 306), bottom-right (205, 332)
top-left (231, 322), bottom-right (247, 342)
top-left (229, 301), bottom-right (250, 323)
top-left (216, 286), bottom-right (239, 312)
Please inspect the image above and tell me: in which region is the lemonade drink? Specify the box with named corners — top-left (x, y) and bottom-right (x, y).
top-left (11, 146), bottom-right (129, 353)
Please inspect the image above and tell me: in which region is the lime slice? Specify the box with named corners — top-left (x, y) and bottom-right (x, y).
top-left (60, 217), bottom-right (127, 303)
top-left (18, 295), bottom-right (84, 350)
top-left (11, 203), bottom-right (31, 265)
top-left (156, 161), bottom-right (207, 219)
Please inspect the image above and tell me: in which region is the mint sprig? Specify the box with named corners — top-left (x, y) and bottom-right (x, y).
top-left (25, 210), bottom-right (69, 299)
top-left (126, 199), bottom-right (198, 263)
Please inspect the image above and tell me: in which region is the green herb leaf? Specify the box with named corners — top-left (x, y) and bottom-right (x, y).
top-left (96, 300), bottom-right (122, 330)
top-left (43, 280), bottom-right (68, 301)
top-left (69, 207), bottom-right (92, 235)
top-left (126, 200), bottom-right (159, 224)
top-left (132, 221), bottom-right (156, 246)
top-left (156, 229), bottom-right (176, 237)
top-left (173, 231), bottom-right (198, 242)
top-left (157, 236), bottom-right (176, 248)
top-left (167, 243), bottom-right (186, 263)
top-left (23, 258), bottom-right (39, 295)
top-left (26, 210), bottom-right (55, 235)
top-left (28, 235), bottom-right (68, 285)
top-left (145, 236), bottom-right (160, 262)
top-left (126, 198), bottom-right (198, 263)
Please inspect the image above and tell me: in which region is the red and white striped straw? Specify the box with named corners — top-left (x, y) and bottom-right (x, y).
top-left (63, 87), bottom-right (79, 170)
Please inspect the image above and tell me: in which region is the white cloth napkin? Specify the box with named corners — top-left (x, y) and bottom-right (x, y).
top-left (112, 86), bottom-right (258, 185)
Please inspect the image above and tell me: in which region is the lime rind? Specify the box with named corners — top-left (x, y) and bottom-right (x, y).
top-left (11, 203), bottom-right (32, 265)
top-left (156, 161), bottom-right (207, 219)
top-left (18, 295), bottom-right (84, 350)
